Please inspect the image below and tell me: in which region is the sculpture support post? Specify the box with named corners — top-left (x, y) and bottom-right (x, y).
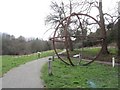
top-left (52, 55), bottom-right (54, 61)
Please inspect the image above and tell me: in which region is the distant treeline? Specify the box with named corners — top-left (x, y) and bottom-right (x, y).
top-left (0, 33), bottom-right (51, 55)
top-left (0, 33), bottom-right (64, 55)
top-left (0, 25), bottom-right (117, 55)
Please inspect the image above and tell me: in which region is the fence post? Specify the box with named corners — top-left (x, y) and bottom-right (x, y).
top-left (48, 57), bottom-right (53, 76)
top-left (112, 57), bottom-right (115, 67)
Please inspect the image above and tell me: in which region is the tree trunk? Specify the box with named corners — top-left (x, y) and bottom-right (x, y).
top-left (118, 17), bottom-right (120, 58)
top-left (118, 1), bottom-right (120, 59)
top-left (68, 36), bottom-right (73, 51)
top-left (99, 0), bottom-right (109, 55)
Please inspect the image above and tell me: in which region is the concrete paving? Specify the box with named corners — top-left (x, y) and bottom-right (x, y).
top-left (2, 57), bottom-right (50, 88)
top-left (0, 78), bottom-right (2, 90)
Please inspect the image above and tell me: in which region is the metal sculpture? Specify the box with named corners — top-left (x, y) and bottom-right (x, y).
top-left (50, 12), bottom-right (104, 66)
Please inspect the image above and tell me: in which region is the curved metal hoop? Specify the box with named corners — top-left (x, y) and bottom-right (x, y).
top-left (50, 12), bottom-right (103, 66)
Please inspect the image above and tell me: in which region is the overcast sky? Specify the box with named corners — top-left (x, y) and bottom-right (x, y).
top-left (0, 0), bottom-right (119, 40)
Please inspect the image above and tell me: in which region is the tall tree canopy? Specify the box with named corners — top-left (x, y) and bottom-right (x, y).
top-left (45, 0), bottom-right (118, 55)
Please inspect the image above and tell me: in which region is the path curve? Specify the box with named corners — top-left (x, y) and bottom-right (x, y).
top-left (2, 57), bottom-right (50, 88)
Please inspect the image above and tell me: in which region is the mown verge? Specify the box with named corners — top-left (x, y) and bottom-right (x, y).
top-left (41, 59), bottom-right (118, 88)
top-left (1, 50), bottom-right (61, 77)
top-left (41, 47), bottom-right (118, 88)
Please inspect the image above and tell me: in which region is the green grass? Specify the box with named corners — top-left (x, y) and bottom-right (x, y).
top-left (0, 56), bottom-right (2, 77)
top-left (61, 47), bottom-right (118, 63)
top-left (68, 47), bottom-right (117, 56)
top-left (41, 59), bottom-right (118, 88)
top-left (1, 49), bottom-right (61, 77)
top-left (108, 47), bottom-right (118, 55)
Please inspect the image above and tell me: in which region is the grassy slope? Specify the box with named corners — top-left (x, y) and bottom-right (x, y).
top-left (41, 48), bottom-right (118, 88)
top-left (41, 59), bottom-right (118, 88)
top-left (1, 50), bottom-right (61, 77)
top-left (62, 47), bottom-right (117, 56)
top-left (62, 47), bottom-right (118, 62)
top-left (81, 47), bottom-right (118, 62)
top-left (0, 56), bottom-right (2, 77)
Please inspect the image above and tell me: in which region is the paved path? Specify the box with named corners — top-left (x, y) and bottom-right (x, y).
top-left (0, 78), bottom-right (2, 90)
top-left (1, 57), bottom-right (50, 88)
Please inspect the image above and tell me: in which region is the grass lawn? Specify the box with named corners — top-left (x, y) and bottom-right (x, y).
top-left (65, 47), bottom-right (117, 56)
top-left (61, 47), bottom-right (118, 62)
top-left (0, 56), bottom-right (2, 77)
top-left (1, 50), bottom-right (61, 77)
top-left (41, 59), bottom-right (118, 88)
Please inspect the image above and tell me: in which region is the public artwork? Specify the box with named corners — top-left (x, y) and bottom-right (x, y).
top-left (50, 13), bottom-right (104, 66)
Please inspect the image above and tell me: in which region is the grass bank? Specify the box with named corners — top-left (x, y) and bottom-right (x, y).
top-left (1, 50), bottom-right (61, 77)
top-left (61, 47), bottom-right (118, 62)
top-left (41, 58), bottom-right (118, 88)
top-left (0, 56), bottom-right (2, 77)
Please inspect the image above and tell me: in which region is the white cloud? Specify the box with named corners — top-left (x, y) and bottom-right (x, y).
top-left (0, 0), bottom-right (51, 39)
top-left (0, 0), bottom-right (119, 40)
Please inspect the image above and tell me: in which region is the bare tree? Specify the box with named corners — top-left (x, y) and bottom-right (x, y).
top-left (45, 0), bottom-right (80, 51)
top-left (46, 0), bottom-right (118, 55)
